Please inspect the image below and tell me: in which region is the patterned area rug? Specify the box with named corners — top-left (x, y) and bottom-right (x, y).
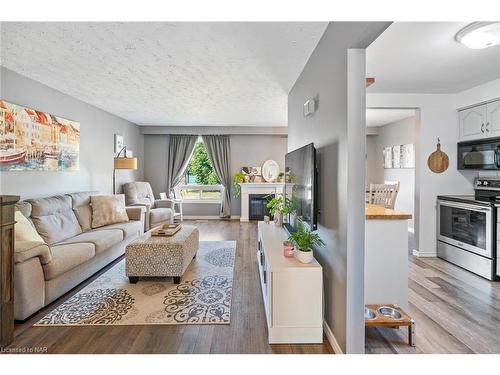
top-left (35, 241), bottom-right (236, 326)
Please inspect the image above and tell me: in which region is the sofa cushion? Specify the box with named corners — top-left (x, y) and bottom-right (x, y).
top-left (15, 201), bottom-right (32, 218)
top-left (91, 194), bottom-right (129, 228)
top-left (29, 195), bottom-right (82, 245)
top-left (94, 220), bottom-right (143, 239)
top-left (43, 242), bottom-right (96, 280)
top-left (69, 191), bottom-right (98, 232)
top-left (14, 241), bottom-right (52, 265)
top-left (150, 207), bottom-right (173, 226)
top-left (57, 229), bottom-right (123, 254)
top-left (15, 210), bottom-right (45, 243)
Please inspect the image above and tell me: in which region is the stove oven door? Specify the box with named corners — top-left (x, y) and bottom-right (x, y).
top-left (437, 200), bottom-right (492, 259)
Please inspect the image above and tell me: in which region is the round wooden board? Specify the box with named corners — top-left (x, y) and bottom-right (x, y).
top-left (427, 147), bottom-right (449, 173)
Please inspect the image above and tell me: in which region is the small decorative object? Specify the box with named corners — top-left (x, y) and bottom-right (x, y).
top-left (241, 166), bottom-right (262, 182)
top-left (114, 134), bottom-right (124, 153)
top-left (263, 215), bottom-right (270, 224)
top-left (278, 172), bottom-right (285, 182)
top-left (427, 138), bottom-right (449, 174)
top-left (0, 100), bottom-right (80, 171)
top-left (266, 196), bottom-right (295, 228)
top-left (232, 171), bottom-right (246, 197)
top-left (262, 159), bottom-right (280, 182)
top-left (288, 224), bottom-right (325, 264)
top-left (151, 223), bottom-right (182, 237)
top-left (283, 240), bottom-right (295, 257)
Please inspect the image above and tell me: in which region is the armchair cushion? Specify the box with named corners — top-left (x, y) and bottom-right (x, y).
top-left (150, 208), bottom-right (174, 227)
top-left (123, 181), bottom-right (155, 207)
top-left (90, 194), bottom-right (129, 228)
top-left (154, 199), bottom-right (174, 209)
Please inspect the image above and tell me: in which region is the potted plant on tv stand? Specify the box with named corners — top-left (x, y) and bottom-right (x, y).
top-left (288, 224), bottom-right (325, 264)
top-left (266, 196), bottom-right (294, 227)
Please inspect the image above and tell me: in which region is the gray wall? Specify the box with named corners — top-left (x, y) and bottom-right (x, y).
top-left (0, 68), bottom-right (144, 198)
top-left (288, 22), bottom-right (390, 353)
top-left (143, 133), bottom-right (287, 217)
top-left (366, 116), bottom-right (416, 230)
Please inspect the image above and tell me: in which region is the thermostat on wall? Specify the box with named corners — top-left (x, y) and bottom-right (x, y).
top-left (303, 99), bottom-right (316, 117)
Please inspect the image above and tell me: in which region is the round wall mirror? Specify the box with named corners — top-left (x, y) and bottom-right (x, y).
top-left (262, 160), bottom-right (280, 182)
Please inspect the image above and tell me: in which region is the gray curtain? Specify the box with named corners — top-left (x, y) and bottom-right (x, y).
top-left (166, 135), bottom-right (198, 196)
top-left (202, 135), bottom-right (231, 218)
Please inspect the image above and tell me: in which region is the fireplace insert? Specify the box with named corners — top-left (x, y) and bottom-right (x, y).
top-left (249, 194), bottom-right (274, 220)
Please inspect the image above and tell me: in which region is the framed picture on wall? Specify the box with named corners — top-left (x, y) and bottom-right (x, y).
top-left (392, 145), bottom-right (401, 168)
top-left (401, 144), bottom-right (415, 168)
top-left (114, 134), bottom-right (124, 153)
top-left (383, 147), bottom-right (392, 169)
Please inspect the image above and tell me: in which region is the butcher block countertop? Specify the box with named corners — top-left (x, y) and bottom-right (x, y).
top-left (365, 204), bottom-right (412, 220)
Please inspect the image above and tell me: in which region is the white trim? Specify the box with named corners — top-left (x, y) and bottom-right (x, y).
top-left (412, 249), bottom-right (436, 257)
top-left (181, 200), bottom-right (221, 204)
top-left (323, 320), bottom-right (343, 354)
top-left (408, 227), bottom-right (415, 234)
top-left (183, 215), bottom-right (241, 220)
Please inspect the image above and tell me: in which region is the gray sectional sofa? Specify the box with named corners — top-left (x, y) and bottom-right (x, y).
top-left (14, 191), bottom-right (145, 320)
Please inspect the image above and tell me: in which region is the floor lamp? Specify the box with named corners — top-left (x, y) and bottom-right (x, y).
top-left (113, 146), bottom-right (138, 194)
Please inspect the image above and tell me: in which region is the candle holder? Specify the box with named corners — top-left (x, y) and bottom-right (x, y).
top-left (283, 240), bottom-right (295, 257)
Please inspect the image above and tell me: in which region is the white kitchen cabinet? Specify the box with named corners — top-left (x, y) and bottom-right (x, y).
top-left (487, 100), bottom-right (500, 137)
top-left (459, 104), bottom-right (487, 141)
top-left (257, 221), bottom-right (323, 344)
top-left (458, 99), bottom-right (500, 142)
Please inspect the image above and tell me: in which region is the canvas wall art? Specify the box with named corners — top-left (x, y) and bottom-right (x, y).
top-left (383, 143), bottom-right (415, 169)
top-left (241, 166), bottom-right (262, 182)
top-left (0, 100), bottom-right (80, 171)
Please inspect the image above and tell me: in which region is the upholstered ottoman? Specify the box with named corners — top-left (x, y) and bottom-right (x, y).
top-left (125, 225), bottom-right (199, 284)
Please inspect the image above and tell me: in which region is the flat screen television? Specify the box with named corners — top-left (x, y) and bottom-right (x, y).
top-left (284, 143), bottom-right (318, 232)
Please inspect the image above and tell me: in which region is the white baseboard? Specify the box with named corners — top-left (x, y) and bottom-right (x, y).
top-left (412, 249), bottom-right (436, 257)
top-left (323, 320), bottom-right (343, 354)
top-left (183, 215), bottom-right (241, 220)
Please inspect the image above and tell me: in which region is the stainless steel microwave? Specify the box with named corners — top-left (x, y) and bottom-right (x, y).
top-left (458, 137), bottom-right (500, 170)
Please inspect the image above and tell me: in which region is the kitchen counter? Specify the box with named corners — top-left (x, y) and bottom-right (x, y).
top-left (365, 204), bottom-right (412, 220)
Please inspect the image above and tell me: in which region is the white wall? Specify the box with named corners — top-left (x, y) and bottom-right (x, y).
top-left (367, 78), bottom-right (500, 256)
top-left (288, 22), bottom-right (390, 354)
top-left (0, 68), bottom-right (144, 198)
top-left (143, 133), bottom-right (287, 217)
top-left (366, 116), bottom-right (416, 231)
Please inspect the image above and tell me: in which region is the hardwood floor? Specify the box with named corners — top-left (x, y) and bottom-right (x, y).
top-left (6, 220), bottom-right (333, 354)
top-left (7, 220), bottom-right (499, 354)
top-left (365, 246), bottom-right (500, 354)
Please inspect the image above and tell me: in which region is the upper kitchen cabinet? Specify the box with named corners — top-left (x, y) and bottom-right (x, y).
top-left (458, 99), bottom-right (500, 142)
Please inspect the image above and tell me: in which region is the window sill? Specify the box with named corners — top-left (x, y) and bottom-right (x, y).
top-left (181, 200), bottom-right (222, 204)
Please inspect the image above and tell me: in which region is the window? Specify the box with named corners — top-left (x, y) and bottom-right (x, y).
top-left (175, 139), bottom-right (224, 203)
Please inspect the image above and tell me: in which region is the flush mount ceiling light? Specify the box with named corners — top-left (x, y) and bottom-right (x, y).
top-left (456, 22), bottom-right (500, 49)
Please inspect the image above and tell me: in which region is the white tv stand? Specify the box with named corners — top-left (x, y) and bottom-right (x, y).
top-left (257, 221), bottom-right (323, 344)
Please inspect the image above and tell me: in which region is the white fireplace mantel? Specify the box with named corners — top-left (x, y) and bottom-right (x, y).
top-left (239, 183), bottom-right (285, 222)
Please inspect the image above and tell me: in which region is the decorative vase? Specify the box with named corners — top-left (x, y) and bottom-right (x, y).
top-left (296, 249), bottom-right (314, 263)
top-left (274, 212), bottom-right (283, 227)
top-left (283, 241), bottom-right (294, 257)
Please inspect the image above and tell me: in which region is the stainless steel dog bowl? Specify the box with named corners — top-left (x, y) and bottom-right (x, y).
top-left (377, 306), bottom-right (403, 320)
top-left (364, 307), bottom-right (377, 320)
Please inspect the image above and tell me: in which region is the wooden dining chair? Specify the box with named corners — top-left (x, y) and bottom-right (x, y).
top-left (369, 182), bottom-right (400, 209)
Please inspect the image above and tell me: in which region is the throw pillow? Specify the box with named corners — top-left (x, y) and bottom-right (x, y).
top-left (15, 210), bottom-right (45, 244)
top-left (91, 194), bottom-right (129, 228)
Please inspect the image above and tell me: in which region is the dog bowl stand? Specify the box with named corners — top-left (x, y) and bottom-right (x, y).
top-left (365, 304), bottom-right (415, 347)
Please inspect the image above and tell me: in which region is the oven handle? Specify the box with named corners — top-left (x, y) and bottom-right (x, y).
top-left (438, 200), bottom-right (492, 212)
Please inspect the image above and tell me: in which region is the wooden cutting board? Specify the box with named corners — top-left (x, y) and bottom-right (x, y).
top-left (427, 139), bottom-right (449, 173)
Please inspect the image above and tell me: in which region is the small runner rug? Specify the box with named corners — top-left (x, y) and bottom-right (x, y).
top-left (35, 240), bottom-right (236, 326)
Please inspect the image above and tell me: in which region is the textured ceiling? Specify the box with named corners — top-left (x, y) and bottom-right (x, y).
top-left (367, 22), bottom-right (500, 93)
top-left (1, 22), bottom-right (327, 126)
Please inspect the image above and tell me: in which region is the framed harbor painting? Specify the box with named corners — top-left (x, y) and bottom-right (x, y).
top-left (0, 100), bottom-right (80, 171)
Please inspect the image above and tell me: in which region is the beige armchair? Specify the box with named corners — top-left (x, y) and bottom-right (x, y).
top-left (122, 181), bottom-right (174, 230)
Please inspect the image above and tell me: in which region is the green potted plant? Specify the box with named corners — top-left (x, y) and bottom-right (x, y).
top-left (288, 224), bottom-right (325, 263)
top-left (266, 196), bottom-right (295, 227)
top-left (233, 172), bottom-right (246, 197)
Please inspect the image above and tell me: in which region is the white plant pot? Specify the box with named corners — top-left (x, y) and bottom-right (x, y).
top-left (296, 249), bottom-right (313, 263)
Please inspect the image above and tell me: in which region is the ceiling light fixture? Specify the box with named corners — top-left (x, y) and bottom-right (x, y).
top-left (455, 22), bottom-right (500, 49)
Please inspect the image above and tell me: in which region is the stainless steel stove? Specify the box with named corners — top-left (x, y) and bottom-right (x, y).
top-left (437, 177), bottom-right (500, 280)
